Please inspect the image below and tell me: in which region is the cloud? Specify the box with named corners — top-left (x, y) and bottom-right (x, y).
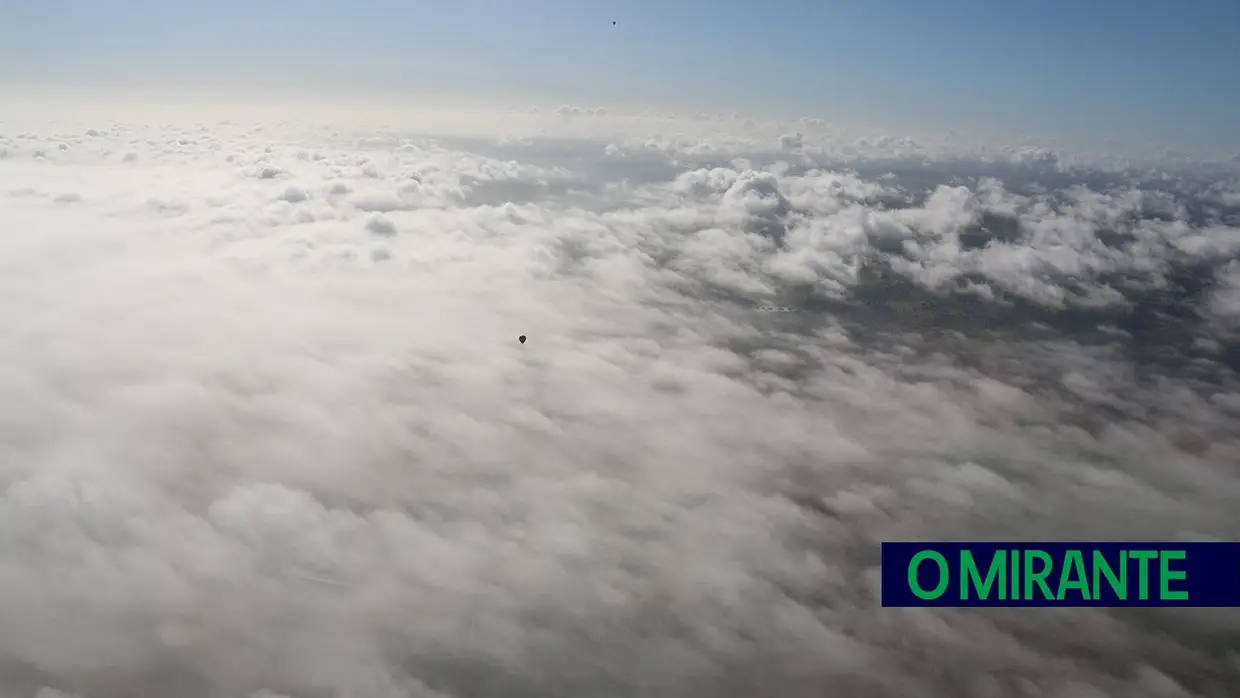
top-left (0, 98), bottom-right (1238, 698)
top-left (556, 105), bottom-right (608, 119)
top-left (778, 131), bottom-right (804, 150)
top-left (1209, 261), bottom-right (1240, 333)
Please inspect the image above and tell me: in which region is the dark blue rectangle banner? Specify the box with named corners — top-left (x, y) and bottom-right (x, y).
top-left (881, 542), bottom-right (1240, 607)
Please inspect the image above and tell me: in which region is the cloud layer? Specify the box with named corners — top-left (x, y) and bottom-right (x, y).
top-left (1, 102), bottom-right (1239, 698)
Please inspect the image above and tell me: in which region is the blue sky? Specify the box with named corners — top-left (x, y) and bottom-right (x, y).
top-left (2, 0), bottom-right (1238, 152)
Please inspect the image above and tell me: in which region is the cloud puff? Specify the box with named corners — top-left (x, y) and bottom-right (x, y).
top-left (0, 98), bottom-right (1238, 698)
top-left (556, 105), bottom-right (608, 119)
top-left (778, 131), bottom-right (804, 150)
top-left (1209, 261), bottom-right (1240, 333)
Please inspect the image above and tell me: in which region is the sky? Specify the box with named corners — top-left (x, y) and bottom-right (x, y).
top-left (2, 0), bottom-right (1239, 152)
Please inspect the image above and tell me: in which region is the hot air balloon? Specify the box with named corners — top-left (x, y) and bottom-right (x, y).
top-left (518, 335), bottom-right (527, 344)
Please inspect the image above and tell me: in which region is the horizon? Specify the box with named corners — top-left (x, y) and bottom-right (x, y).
top-left (3, 0), bottom-right (1239, 156)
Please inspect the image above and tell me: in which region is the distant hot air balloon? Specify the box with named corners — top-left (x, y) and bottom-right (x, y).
top-left (518, 335), bottom-right (527, 344)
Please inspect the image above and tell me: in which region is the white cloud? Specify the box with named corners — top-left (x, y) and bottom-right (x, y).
top-left (778, 131), bottom-right (804, 150)
top-left (0, 97), bottom-right (1238, 698)
top-left (1210, 261), bottom-right (1240, 333)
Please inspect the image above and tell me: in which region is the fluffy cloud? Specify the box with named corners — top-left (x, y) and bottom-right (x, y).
top-left (556, 105), bottom-right (608, 119)
top-left (778, 131), bottom-right (804, 150)
top-left (0, 99), bottom-right (1238, 698)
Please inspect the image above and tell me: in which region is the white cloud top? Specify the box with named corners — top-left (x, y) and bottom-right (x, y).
top-left (0, 99), bottom-right (1238, 698)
